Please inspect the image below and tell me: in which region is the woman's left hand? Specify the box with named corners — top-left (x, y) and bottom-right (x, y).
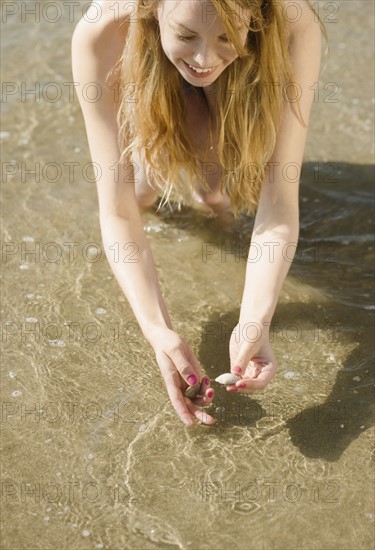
top-left (227, 322), bottom-right (277, 393)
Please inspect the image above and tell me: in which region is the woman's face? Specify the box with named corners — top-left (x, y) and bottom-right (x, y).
top-left (155, 0), bottom-right (249, 86)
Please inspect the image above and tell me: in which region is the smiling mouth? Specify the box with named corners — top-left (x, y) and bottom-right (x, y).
top-left (188, 64), bottom-right (214, 73)
top-left (183, 61), bottom-right (218, 77)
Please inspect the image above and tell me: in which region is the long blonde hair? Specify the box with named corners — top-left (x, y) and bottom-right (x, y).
top-left (116, 0), bottom-right (327, 216)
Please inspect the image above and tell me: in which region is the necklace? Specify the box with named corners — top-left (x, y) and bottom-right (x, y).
top-left (209, 119), bottom-right (214, 151)
top-left (207, 111), bottom-right (214, 155)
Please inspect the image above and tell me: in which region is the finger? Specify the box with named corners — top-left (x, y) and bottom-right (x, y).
top-left (169, 348), bottom-right (200, 386)
top-left (235, 362), bottom-right (275, 393)
top-left (186, 376), bottom-right (213, 405)
top-left (185, 399), bottom-right (216, 425)
top-left (159, 354), bottom-right (197, 427)
top-left (231, 343), bottom-right (257, 377)
top-left (200, 376), bottom-right (211, 393)
top-left (185, 368), bottom-right (207, 401)
top-left (243, 362), bottom-right (262, 380)
top-left (187, 350), bottom-right (203, 380)
top-left (195, 408), bottom-right (216, 424)
top-left (191, 376), bottom-right (213, 405)
top-left (167, 380), bottom-right (197, 427)
top-left (192, 385), bottom-right (214, 406)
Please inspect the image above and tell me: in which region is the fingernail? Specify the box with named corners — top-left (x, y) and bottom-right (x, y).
top-left (187, 374), bottom-right (198, 385)
top-left (233, 366), bottom-right (242, 374)
top-left (207, 389), bottom-right (214, 399)
top-left (238, 382), bottom-right (246, 388)
top-left (203, 376), bottom-right (210, 385)
top-left (227, 386), bottom-right (238, 392)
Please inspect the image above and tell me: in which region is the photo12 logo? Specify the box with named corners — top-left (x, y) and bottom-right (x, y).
top-left (201, 480), bottom-right (340, 504)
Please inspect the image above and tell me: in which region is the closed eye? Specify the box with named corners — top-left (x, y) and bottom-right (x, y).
top-left (176, 34), bottom-right (194, 41)
top-left (176, 34), bottom-right (231, 44)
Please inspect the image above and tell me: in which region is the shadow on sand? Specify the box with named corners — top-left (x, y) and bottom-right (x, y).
top-left (156, 161), bottom-right (375, 460)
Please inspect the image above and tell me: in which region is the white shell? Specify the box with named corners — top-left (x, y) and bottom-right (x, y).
top-left (215, 373), bottom-right (241, 385)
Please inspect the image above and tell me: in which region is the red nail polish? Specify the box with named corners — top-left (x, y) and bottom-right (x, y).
top-left (238, 382), bottom-right (246, 388)
top-left (203, 376), bottom-right (210, 385)
top-left (233, 366), bottom-right (242, 374)
top-left (207, 389), bottom-right (214, 398)
top-left (187, 374), bottom-right (197, 385)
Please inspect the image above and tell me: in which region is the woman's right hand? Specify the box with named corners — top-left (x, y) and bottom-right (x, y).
top-left (148, 327), bottom-right (216, 427)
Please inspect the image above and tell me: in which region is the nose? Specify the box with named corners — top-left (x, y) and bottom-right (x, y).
top-left (192, 43), bottom-right (219, 68)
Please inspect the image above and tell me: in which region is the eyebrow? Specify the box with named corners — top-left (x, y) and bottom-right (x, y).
top-left (172, 21), bottom-right (243, 36)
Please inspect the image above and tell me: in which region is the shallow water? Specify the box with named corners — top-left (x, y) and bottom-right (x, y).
top-left (1, 1), bottom-right (374, 549)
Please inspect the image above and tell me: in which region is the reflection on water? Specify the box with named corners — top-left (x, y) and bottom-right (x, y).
top-left (1, 1), bottom-right (374, 549)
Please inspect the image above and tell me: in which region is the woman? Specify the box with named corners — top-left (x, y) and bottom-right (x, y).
top-left (71, 0), bottom-right (326, 427)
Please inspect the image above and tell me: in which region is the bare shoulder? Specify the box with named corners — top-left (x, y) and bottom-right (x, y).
top-left (72, 0), bottom-right (133, 83)
top-left (281, 0), bottom-right (321, 35)
top-left (73, 0), bottom-right (133, 42)
top-left (87, 0), bottom-right (135, 24)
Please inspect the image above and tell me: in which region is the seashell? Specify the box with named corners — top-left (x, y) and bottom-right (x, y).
top-left (215, 373), bottom-right (241, 385)
top-left (184, 383), bottom-right (201, 399)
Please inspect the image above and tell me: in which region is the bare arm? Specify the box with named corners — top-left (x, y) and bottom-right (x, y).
top-left (71, 6), bottom-right (215, 425)
top-left (230, 0), bottom-right (322, 389)
top-left (71, 11), bottom-right (172, 338)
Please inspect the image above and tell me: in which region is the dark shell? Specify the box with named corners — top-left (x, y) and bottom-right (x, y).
top-left (184, 383), bottom-right (201, 399)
